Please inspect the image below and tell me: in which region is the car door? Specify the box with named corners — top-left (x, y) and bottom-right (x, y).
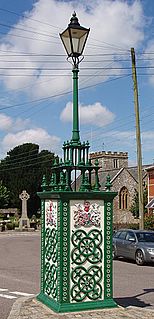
top-left (124, 231), bottom-right (136, 259)
top-left (115, 231), bottom-right (127, 256)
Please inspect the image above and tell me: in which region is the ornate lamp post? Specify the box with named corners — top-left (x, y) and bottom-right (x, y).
top-left (60, 12), bottom-right (89, 143)
top-left (37, 13), bottom-right (117, 313)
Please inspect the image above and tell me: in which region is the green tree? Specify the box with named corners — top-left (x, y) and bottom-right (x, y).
top-left (0, 180), bottom-right (10, 208)
top-left (0, 143), bottom-right (57, 216)
top-left (130, 187), bottom-right (148, 218)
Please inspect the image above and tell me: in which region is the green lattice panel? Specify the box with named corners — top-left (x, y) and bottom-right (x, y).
top-left (71, 226), bottom-right (104, 302)
top-left (44, 200), bottom-right (58, 301)
top-left (104, 201), bottom-right (113, 299)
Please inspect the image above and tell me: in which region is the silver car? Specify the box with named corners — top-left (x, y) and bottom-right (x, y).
top-left (113, 229), bottom-right (154, 265)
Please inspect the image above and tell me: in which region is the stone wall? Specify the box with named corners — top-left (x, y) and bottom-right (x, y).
top-left (0, 208), bottom-right (19, 217)
top-left (111, 169), bottom-right (137, 223)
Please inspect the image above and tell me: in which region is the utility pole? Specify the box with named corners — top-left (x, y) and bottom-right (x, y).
top-left (131, 47), bottom-right (144, 229)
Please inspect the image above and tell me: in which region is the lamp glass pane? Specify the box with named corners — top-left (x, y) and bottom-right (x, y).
top-left (60, 29), bottom-right (72, 56)
top-left (78, 33), bottom-right (88, 54)
top-left (70, 29), bottom-right (88, 54)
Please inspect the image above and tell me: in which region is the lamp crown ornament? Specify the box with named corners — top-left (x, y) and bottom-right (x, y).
top-left (69, 11), bottom-right (80, 27)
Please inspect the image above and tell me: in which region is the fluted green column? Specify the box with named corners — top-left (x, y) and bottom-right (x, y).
top-left (72, 67), bottom-right (80, 143)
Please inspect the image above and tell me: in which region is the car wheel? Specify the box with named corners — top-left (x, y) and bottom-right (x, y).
top-left (135, 250), bottom-right (145, 266)
top-left (112, 246), bottom-right (117, 260)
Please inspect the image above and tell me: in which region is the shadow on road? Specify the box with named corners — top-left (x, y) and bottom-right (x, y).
top-left (115, 288), bottom-right (154, 308)
top-left (115, 258), bottom-right (154, 267)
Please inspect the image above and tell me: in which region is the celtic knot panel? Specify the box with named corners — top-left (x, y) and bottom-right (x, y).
top-left (45, 228), bottom-right (58, 263)
top-left (71, 266), bottom-right (102, 301)
top-left (71, 229), bottom-right (102, 264)
top-left (44, 262), bottom-right (57, 298)
top-left (44, 227), bottom-right (58, 299)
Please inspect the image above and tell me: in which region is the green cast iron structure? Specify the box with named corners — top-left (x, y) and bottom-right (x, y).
top-left (37, 13), bottom-right (117, 312)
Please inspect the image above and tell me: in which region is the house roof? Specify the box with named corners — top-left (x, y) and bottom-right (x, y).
top-left (146, 198), bottom-right (154, 208)
top-left (145, 165), bottom-right (154, 171)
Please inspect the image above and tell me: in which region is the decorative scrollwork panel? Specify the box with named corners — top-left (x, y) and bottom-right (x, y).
top-left (71, 229), bottom-right (102, 265)
top-left (70, 200), bottom-right (104, 303)
top-left (44, 200), bottom-right (58, 300)
top-left (71, 265), bottom-right (102, 302)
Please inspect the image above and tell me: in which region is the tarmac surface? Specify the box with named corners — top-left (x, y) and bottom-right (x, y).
top-left (7, 296), bottom-right (154, 319)
top-left (2, 230), bottom-right (153, 319)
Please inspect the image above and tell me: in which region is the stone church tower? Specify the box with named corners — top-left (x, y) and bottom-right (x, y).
top-left (90, 151), bottom-right (128, 170)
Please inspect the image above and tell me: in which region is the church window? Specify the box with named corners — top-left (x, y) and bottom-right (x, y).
top-left (113, 158), bottom-right (119, 169)
top-left (119, 187), bottom-right (129, 209)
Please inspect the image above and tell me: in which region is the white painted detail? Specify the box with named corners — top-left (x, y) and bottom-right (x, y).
top-left (0, 288), bottom-right (34, 300)
top-left (9, 291), bottom-right (34, 297)
top-left (0, 293), bottom-right (17, 299)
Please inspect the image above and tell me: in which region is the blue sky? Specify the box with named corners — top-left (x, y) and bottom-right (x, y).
top-left (0, 0), bottom-right (154, 165)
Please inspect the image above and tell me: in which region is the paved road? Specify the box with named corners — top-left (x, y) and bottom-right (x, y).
top-left (0, 232), bottom-right (40, 319)
top-left (0, 232), bottom-right (153, 319)
top-left (113, 259), bottom-right (154, 308)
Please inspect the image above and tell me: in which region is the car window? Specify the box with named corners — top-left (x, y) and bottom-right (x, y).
top-left (126, 231), bottom-right (136, 241)
top-left (114, 231), bottom-right (122, 238)
top-left (118, 231), bottom-right (127, 240)
top-left (136, 232), bottom-right (154, 242)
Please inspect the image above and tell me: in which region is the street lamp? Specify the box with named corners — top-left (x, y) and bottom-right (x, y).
top-left (37, 13), bottom-right (117, 313)
top-left (60, 12), bottom-right (90, 143)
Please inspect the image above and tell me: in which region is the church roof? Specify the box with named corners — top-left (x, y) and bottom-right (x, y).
top-left (74, 164), bottom-right (149, 191)
top-left (96, 165), bottom-right (148, 189)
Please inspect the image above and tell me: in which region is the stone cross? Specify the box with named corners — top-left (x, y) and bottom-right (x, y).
top-left (19, 190), bottom-right (30, 229)
top-left (19, 190), bottom-right (30, 219)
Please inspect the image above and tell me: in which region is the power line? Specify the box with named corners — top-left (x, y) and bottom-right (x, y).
top-left (0, 158), bottom-right (54, 172)
top-left (0, 30), bottom-right (60, 45)
top-left (0, 74), bottom-right (131, 112)
top-left (0, 22), bottom-right (59, 39)
top-left (0, 152), bottom-right (54, 167)
top-left (0, 7), bottom-right (61, 30)
top-left (0, 66), bottom-right (153, 71)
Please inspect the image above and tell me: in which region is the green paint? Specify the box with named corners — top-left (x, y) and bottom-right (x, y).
top-left (40, 200), bottom-right (45, 293)
top-left (61, 201), bottom-right (70, 303)
top-left (72, 67), bottom-right (80, 143)
top-left (37, 292), bottom-right (117, 312)
top-left (104, 200), bottom-right (114, 300)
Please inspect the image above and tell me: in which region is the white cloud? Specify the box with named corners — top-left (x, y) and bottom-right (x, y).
top-left (60, 101), bottom-right (115, 127)
top-left (0, 113), bottom-right (31, 132)
top-left (0, 113), bottom-right (13, 130)
top-left (0, 0), bottom-right (145, 97)
top-left (1, 128), bottom-right (61, 154)
top-left (142, 131), bottom-right (154, 151)
top-left (12, 118), bottom-right (31, 132)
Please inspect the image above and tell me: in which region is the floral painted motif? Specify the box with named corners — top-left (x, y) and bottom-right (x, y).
top-left (46, 200), bottom-right (57, 227)
top-left (74, 201), bottom-right (100, 228)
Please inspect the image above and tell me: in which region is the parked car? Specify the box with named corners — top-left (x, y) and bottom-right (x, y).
top-left (113, 229), bottom-right (154, 265)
